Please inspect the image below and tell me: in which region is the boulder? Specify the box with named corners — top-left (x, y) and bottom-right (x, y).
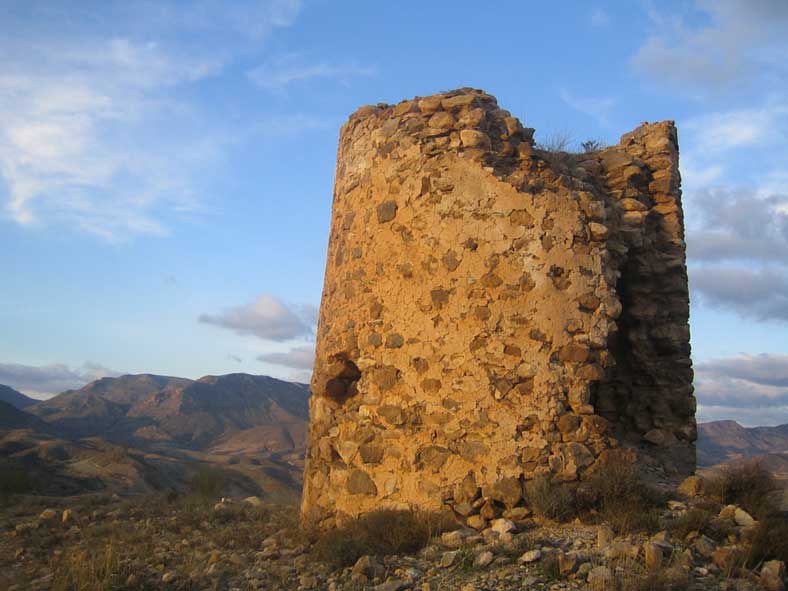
top-left (761, 560), bottom-right (786, 591)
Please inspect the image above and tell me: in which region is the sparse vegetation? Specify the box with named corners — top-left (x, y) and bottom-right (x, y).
top-left (745, 512), bottom-right (788, 568)
top-left (616, 563), bottom-right (690, 591)
top-left (51, 542), bottom-right (131, 591)
top-left (311, 509), bottom-right (448, 568)
top-left (524, 463), bottom-right (664, 533)
top-left (188, 466), bottom-right (226, 501)
top-left (668, 506), bottom-right (731, 542)
top-left (535, 130), bottom-right (573, 153)
top-left (0, 465), bottom-right (36, 503)
top-left (524, 475), bottom-right (576, 521)
top-left (706, 461), bottom-right (779, 519)
top-left (579, 461), bottom-right (664, 534)
top-left (580, 139), bottom-right (606, 153)
top-left (536, 552), bottom-right (561, 581)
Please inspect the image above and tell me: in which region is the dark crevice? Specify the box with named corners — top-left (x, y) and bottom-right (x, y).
top-left (323, 357), bottom-right (362, 405)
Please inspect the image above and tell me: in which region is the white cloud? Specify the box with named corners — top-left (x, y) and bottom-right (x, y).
top-left (248, 54), bottom-right (376, 91)
top-left (695, 353), bottom-right (788, 425)
top-left (199, 293), bottom-right (317, 341)
top-left (258, 345), bottom-right (315, 370)
top-left (0, 361), bottom-right (120, 398)
top-left (691, 265), bottom-right (788, 322)
top-left (631, 0), bottom-right (788, 94)
top-left (0, 1), bottom-right (303, 241)
top-left (683, 105), bottom-right (788, 153)
top-left (686, 188), bottom-right (788, 264)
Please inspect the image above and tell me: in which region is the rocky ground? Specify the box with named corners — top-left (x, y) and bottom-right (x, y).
top-left (1, 474), bottom-right (786, 591)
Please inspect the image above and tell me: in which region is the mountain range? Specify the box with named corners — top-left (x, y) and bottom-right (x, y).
top-left (0, 373), bottom-right (310, 500)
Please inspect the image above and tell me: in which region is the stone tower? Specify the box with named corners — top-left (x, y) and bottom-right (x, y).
top-left (301, 88), bottom-right (695, 528)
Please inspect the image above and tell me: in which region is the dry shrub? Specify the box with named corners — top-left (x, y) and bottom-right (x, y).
top-left (706, 462), bottom-right (779, 519)
top-left (311, 509), bottom-right (444, 568)
top-left (579, 462), bottom-right (664, 534)
top-left (537, 553), bottom-right (561, 581)
top-left (524, 475), bottom-right (576, 521)
top-left (668, 507), bottom-right (731, 542)
top-left (620, 567), bottom-right (690, 591)
top-left (51, 542), bottom-right (130, 591)
top-left (745, 513), bottom-right (788, 568)
top-left (535, 130), bottom-right (573, 152)
top-left (188, 466), bottom-right (226, 501)
top-left (600, 558), bottom-right (690, 591)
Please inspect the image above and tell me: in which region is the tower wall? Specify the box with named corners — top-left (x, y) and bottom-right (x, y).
top-left (301, 89), bottom-right (695, 528)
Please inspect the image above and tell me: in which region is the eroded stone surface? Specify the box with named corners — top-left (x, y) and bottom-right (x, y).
top-left (301, 88), bottom-right (695, 528)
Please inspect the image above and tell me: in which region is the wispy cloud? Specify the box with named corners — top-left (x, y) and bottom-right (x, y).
top-left (695, 353), bottom-right (788, 425)
top-left (199, 293), bottom-right (317, 341)
top-left (691, 266), bottom-right (788, 322)
top-left (679, 100), bottom-right (788, 325)
top-left (631, 0), bottom-right (788, 94)
top-left (0, 1), bottom-right (303, 241)
top-left (248, 54), bottom-right (376, 91)
top-left (683, 105), bottom-right (788, 153)
top-left (258, 344), bottom-right (314, 370)
top-left (0, 361), bottom-right (120, 398)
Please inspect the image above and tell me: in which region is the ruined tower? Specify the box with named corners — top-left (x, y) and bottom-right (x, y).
top-left (301, 88), bottom-right (695, 528)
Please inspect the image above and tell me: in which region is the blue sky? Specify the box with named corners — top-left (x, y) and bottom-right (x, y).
top-left (1, 0), bottom-right (787, 425)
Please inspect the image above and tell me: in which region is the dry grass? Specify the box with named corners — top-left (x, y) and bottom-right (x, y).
top-left (34, 493), bottom-right (297, 590)
top-left (619, 567), bottom-right (690, 591)
top-left (595, 558), bottom-right (690, 591)
top-left (745, 513), bottom-right (788, 568)
top-left (705, 461), bottom-right (779, 519)
top-left (579, 462), bottom-right (664, 534)
top-left (523, 464), bottom-right (663, 533)
top-left (667, 506), bottom-right (732, 542)
top-left (524, 476), bottom-right (576, 522)
top-left (311, 509), bottom-right (450, 568)
top-left (51, 542), bottom-right (134, 591)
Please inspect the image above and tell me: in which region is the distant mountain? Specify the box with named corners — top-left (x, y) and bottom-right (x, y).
top-left (697, 420), bottom-right (788, 466)
top-left (28, 372), bottom-right (310, 452)
top-left (0, 400), bottom-right (50, 431)
top-left (126, 373), bottom-right (309, 449)
top-left (29, 374), bottom-right (193, 439)
top-left (0, 384), bottom-right (37, 409)
top-left (2, 372), bottom-right (311, 500)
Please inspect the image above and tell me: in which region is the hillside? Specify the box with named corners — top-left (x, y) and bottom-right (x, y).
top-left (28, 373), bottom-right (309, 451)
top-left (29, 374), bottom-right (191, 439)
top-left (0, 400), bottom-right (50, 432)
top-left (126, 373), bottom-right (309, 449)
top-left (2, 373), bottom-right (311, 500)
top-left (0, 384), bottom-right (37, 409)
top-left (697, 420), bottom-right (788, 466)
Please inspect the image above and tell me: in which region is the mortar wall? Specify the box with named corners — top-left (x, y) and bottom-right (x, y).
top-left (301, 89), bottom-right (695, 528)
